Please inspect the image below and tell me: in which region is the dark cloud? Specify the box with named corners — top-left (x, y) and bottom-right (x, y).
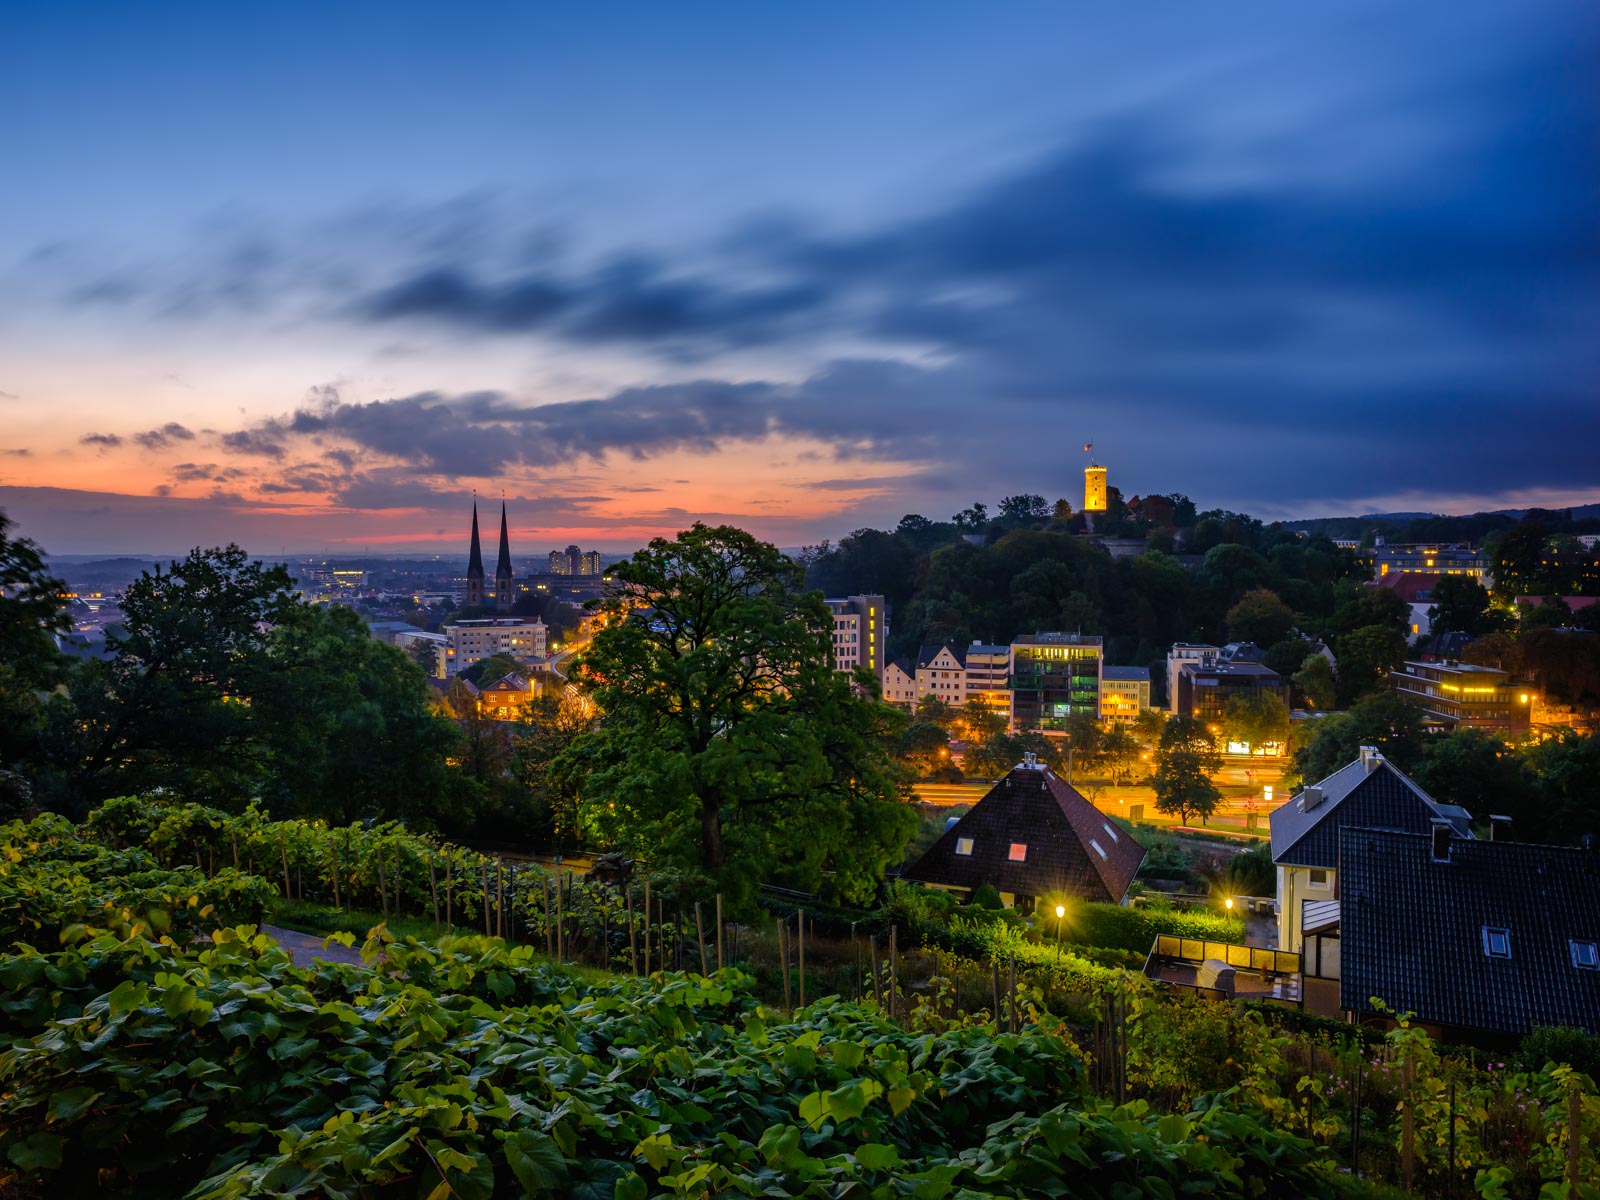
top-left (1, 448), bottom-right (30, 457)
top-left (133, 422), bottom-right (196, 450)
top-left (219, 430), bottom-right (286, 459)
top-left (79, 433), bottom-right (122, 448)
top-left (171, 462), bottom-right (245, 482)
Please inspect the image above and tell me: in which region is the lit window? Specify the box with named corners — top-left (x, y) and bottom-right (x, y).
top-left (955, 837), bottom-right (974, 856)
top-left (1008, 843), bottom-right (1028, 862)
top-left (1572, 940), bottom-right (1599, 970)
top-left (1482, 927), bottom-right (1512, 959)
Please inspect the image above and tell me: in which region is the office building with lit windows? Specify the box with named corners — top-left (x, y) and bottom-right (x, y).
top-left (825, 594), bottom-right (886, 686)
top-left (441, 617), bottom-right (549, 677)
top-left (1008, 632), bottom-right (1102, 733)
top-left (1370, 543), bottom-right (1487, 582)
top-left (1388, 660), bottom-right (1532, 733)
top-left (1099, 666), bottom-right (1151, 722)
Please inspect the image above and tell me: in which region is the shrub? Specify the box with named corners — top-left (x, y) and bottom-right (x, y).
top-left (1074, 901), bottom-right (1246, 955)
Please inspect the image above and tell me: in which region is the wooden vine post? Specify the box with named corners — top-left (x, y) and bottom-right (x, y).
top-left (445, 856), bottom-right (453, 926)
top-left (627, 886), bottom-right (638, 974)
top-left (554, 872), bottom-right (564, 962)
top-left (376, 840), bottom-right (389, 918)
top-left (796, 912), bottom-right (806, 1009)
top-left (715, 894), bottom-right (724, 971)
top-left (694, 901), bottom-right (708, 975)
top-left (481, 860), bottom-right (491, 936)
top-left (889, 925), bottom-right (899, 1022)
top-left (428, 853), bottom-right (440, 931)
top-left (280, 832), bottom-right (291, 901)
top-left (542, 875), bottom-right (554, 958)
top-left (1401, 1054), bottom-right (1415, 1192)
top-left (779, 923), bottom-right (792, 1010)
top-left (642, 881), bottom-right (651, 973)
top-left (869, 935), bottom-right (881, 1008)
top-left (496, 861), bottom-right (505, 938)
top-left (330, 841), bottom-right (341, 911)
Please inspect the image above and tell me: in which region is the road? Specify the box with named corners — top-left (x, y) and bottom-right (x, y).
top-left (913, 757), bottom-right (1287, 839)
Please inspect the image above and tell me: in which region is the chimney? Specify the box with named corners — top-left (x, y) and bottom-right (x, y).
top-left (1359, 745), bottom-right (1382, 774)
top-left (1430, 820), bottom-right (1453, 862)
top-left (1301, 785), bottom-right (1324, 812)
top-left (1489, 814), bottom-right (1513, 842)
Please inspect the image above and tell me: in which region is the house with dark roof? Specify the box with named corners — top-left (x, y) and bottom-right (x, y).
top-left (902, 756), bottom-right (1145, 910)
top-left (881, 657), bottom-right (917, 709)
top-left (915, 642), bottom-right (969, 706)
top-left (1270, 746), bottom-right (1473, 952)
top-left (1338, 826), bottom-right (1600, 1038)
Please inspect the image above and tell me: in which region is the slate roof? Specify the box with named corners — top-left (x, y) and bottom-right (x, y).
top-left (1102, 666), bottom-right (1151, 682)
top-left (916, 642), bottom-right (967, 669)
top-left (1339, 827), bottom-right (1600, 1035)
top-left (1269, 751), bottom-right (1473, 868)
top-left (902, 762), bottom-right (1146, 903)
top-left (481, 672), bottom-right (532, 693)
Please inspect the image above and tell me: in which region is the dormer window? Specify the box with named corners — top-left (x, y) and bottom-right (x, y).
top-left (1572, 940), bottom-right (1599, 970)
top-left (1482, 927), bottom-right (1512, 959)
top-left (955, 837), bottom-right (974, 856)
top-left (1008, 843), bottom-right (1028, 862)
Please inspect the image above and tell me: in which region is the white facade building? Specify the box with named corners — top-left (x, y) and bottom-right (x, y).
top-left (442, 617), bottom-right (549, 677)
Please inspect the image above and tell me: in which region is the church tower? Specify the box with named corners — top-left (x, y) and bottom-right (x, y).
top-left (465, 501), bottom-right (485, 608)
top-left (494, 502), bottom-right (515, 613)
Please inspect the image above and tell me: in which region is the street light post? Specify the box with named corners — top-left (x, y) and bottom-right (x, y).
top-left (1054, 904), bottom-right (1066, 962)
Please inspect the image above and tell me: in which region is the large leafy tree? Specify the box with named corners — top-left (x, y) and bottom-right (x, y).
top-left (1292, 691), bottom-right (1425, 786)
top-left (68, 546), bottom-right (296, 805)
top-left (1221, 690), bottom-right (1290, 752)
top-left (1152, 715), bottom-right (1222, 825)
top-left (0, 512), bottom-right (70, 784)
top-left (562, 524), bottom-right (916, 907)
top-left (1427, 575), bottom-right (1496, 637)
top-left (1226, 588), bottom-right (1296, 648)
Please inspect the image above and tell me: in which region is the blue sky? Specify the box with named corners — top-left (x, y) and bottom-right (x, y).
top-left (1, 1), bottom-right (1595, 553)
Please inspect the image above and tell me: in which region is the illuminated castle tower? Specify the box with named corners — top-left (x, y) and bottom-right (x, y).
top-left (1083, 443), bottom-right (1107, 514)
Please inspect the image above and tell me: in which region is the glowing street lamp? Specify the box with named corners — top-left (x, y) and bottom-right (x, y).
top-left (1054, 903), bottom-right (1066, 961)
top-left (1224, 897), bottom-right (1234, 911)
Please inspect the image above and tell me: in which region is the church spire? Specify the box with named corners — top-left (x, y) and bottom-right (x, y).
top-left (494, 501), bottom-right (515, 613)
top-left (465, 499), bottom-right (485, 608)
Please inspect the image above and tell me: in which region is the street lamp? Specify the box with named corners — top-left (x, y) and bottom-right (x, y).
top-left (1224, 897), bottom-right (1234, 911)
top-left (1054, 904), bottom-right (1066, 961)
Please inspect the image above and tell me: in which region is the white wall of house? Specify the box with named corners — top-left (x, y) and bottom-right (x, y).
top-left (1276, 863), bottom-right (1336, 951)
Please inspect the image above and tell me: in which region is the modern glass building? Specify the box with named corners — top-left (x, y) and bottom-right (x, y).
top-left (1009, 632), bottom-right (1102, 732)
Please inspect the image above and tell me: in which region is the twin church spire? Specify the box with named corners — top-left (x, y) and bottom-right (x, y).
top-left (465, 498), bottom-right (515, 612)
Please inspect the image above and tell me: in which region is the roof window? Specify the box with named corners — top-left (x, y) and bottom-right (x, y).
top-left (1572, 940), bottom-right (1599, 971)
top-left (1102, 822), bottom-right (1119, 843)
top-left (1482, 927), bottom-right (1512, 960)
top-left (1089, 838), bottom-right (1108, 860)
top-left (955, 837), bottom-right (974, 857)
top-left (1008, 843), bottom-right (1028, 862)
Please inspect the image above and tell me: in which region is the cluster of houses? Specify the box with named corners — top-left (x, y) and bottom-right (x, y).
top-left (902, 748), bottom-right (1599, 1043)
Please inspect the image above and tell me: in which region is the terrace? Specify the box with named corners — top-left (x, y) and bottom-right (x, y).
top-left (1143, 935), bottom-right (1302, 1005)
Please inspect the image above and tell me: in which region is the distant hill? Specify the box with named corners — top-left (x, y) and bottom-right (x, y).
top-left (1289, 503), bottom-right (1600, 542)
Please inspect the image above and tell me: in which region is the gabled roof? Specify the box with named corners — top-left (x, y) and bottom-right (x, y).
top-left (1269, 750), bottom-right (1472, 868)
top-left (902, 763), bottom-right (1145, 903)
top-left (1377, 572), bottom-right (1443, 603)
top-left (481, 672), bottom-right (532, 693)
top-left (886, 657), bottom-right (915, 679)
top-left (1339, 828), bottom-right (1600, 1035)
top-left (916, 642), bottom-right (967, 669)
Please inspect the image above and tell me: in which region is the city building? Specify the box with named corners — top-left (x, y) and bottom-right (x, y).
top-left (881, 658), bottom-right (918, 708)
top-left (1388, 660), bottom-right (1532, 733)
top-left (465, 502), bottom-right (486, 608)
top-left (1337, 825), bottom-right (1600, 1037)
top-left (1174, 656), bottom-right (1287, 727)
top-left (1378, 572), bottom-right (1445, 638)
top-left (902, 754), bottom-right (1145, 910)
top-left (825, 595), bottom-right (887, 686)
top-left (916, 643), bottom-right (968, 705)
top-left (1370, 542), bottom-right (1488, 582)
top-left (964, 642), bottom-right (1012, 721)
top-left (1009, 632), bottom-right (1102, 733)
top-left (1269, 746), bottom-right (1473, 953)
top-left (548, 546), bottom-right (604, 577)
top-left (442, 617), bottom-right (549, 676)
top-left (1165, 643), bottom-right (1219, 713)
top-left (473, 672), bottom-right (541, 721)
top-left (1099, 666), bottom-right (1151, 722)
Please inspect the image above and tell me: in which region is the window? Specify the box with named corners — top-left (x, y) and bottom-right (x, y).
top-left (1008, 843), bottom-right (1028, 862)
top-left (955, 837), bottom-right (974, 856)
top-left (1308, 869), bottom-right (1329, 888)
top-left (1102, 822), bottom-right (1119, 843)
top-left (1482, 927), bottom-right (1512, 959)
top-left (1089, 838), bottom-right (1108, 860)
top-left (1572, 940), bottom-right (1599, 970)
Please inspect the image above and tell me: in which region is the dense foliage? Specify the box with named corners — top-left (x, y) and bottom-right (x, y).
top-left (564, 524), bottom-right (917, 909)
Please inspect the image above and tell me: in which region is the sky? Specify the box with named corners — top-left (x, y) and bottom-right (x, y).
top-left (1, 1), bottom-right (1596, 556)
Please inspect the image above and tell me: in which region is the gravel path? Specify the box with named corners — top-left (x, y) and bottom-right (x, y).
top-left (262, 924), bottom-right (366, 968)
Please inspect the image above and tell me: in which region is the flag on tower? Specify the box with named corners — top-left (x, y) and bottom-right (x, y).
top-left (1084, 442), bottom-right (1092, 453)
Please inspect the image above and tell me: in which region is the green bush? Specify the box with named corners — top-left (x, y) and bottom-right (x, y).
top-left (1074, 901), bottom-right (1245, 955)
top-left (1519, 1025), bottom-right (1600, 1079)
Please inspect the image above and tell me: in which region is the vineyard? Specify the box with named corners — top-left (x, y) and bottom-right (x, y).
top-left (1, 802), bottom-right (1598, 1198)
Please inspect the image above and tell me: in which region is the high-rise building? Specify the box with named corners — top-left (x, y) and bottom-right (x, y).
top-left (547, 545), bottom-right (602, 577)
top-left (1009, 633), bottom-right (1102, 733)
top-left (464, 502), bottom-right (486, 608)
top-left (580, 550), bottom-right (602, 575)
top-left (825, 595), bottom-right (886, 685)
top-left (494, 503), bottom-right (515, 613)
top-left (548, 549), bottom-right (571, 576)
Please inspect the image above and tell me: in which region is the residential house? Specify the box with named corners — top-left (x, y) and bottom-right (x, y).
top-left (1378, 572), bottom-right (1444, 639)
top-left (901, 755), bottom-right (1145, 910)
top-left (1099, 666), bottom-right (1151, 722)
top-left (1269, 746), bottom-right (1473, 952)
top-left (881, 658), bottom-right (918, 709)
top-left (916, 642), bottom-right (969, 706)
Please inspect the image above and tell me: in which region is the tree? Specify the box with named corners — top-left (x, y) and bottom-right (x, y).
top-left (951, 502), bottom-right (989, 531)
top-left (1411, 730), bottom-right (1536, 826)
top-left (895, 721), bottom-right (951, 777)
top-left (1226, 589), bottom-right (1296, 648)
top-left (1152, 715), bottom-right (1222, 825)
top-left (1221, 690), bottom-right (1290, 752)
top-left (1100, 726), bottom-right (1141, 785)
top-left (460, 652), bottom-right (523, 686)
top-left (965, 730), bottom-right (1061, 779)
top-left (1131, 707), bottom-right (1167, 749)
top-left (67, 546), bottom-right (296, 805)
top-left (0, 511), bottom-right (69, 686)
top-left (561, 524), bottom-right (916, 907)
top-left (956, 697), bottom-right (1007, 743)
top-left (405, 638), bottom-right (440, 676)
top-left (1292, 653), bottom-right (1337, 710)
top-left (1293, 691), bottom-right (1425, 785)
top-left (1427, 575), bottom-right (1494, 637)
top-left (510, 691), bottom-right (596, 845)
top-left (1262, 636), bottom-right (1312, 677)
top-left (1333, 624), bottom-right (1406, 703)
top-left (998, 494), bottom-right (1049, 524)
top-left (1201, 544), bottom-right (1270, 599)
top-left (915, 695), bottom-right (958, 730)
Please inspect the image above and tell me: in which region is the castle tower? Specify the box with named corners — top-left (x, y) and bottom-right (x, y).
top-left (1083, 443), bottom-right (1107, 514)
top-left (465, 501), bottom-right (486, 608)
top-left (494, 502), bottom-right (515, 613)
